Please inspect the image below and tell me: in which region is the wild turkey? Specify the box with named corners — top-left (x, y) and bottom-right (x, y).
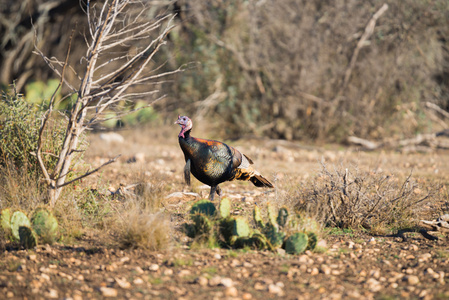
top-left (175, 115), bottom-right (273, 201)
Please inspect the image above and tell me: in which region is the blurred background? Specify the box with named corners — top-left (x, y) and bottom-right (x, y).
top-left (0, 0), bottom-right (448, 143)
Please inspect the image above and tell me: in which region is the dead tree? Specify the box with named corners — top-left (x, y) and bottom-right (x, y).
top-left (34, 0), bottom-right (180, 207)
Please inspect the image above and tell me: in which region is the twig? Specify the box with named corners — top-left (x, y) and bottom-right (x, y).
top-left (57, 155), bottom-right (121, 188)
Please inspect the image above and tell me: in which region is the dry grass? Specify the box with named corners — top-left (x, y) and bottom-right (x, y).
top-left (0, 163), bottom-right (44, 212)
top-left (113, 173), bottom-right (173, 251)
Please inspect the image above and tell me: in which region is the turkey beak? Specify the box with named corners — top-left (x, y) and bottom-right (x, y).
top-left (174, 115), bottom-right (181, 125)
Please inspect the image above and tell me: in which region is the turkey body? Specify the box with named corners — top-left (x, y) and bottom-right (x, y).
top-left (176, 116), bottom-right (273, 201)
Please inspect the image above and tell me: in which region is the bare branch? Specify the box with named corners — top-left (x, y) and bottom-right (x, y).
top-left (57, 155), bottom-right (121, 188)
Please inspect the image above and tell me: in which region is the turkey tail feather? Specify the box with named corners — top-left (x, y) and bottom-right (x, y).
top-left (250, 174), bottom-right (274, 188)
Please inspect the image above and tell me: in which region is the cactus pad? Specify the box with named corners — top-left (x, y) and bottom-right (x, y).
top-left (264, 223), bottom-right (285, 249)
top-left (253, 205), bottom-right (264, 228)
top-left (250, 233), bottom-right (268, 250)
top-left (19, 226), bottom-right (38, 249)
top-left (31, 208), bottom-right (58, 244)
top-left (284, 232), bottom-right (309, 254)
top-left (306, 232), bottom-right (318, 251)
top-left (232, 217), bottom-right (251, 237)
top-left (11, 211), bottom-right (31, 241)
top-left (267, 202), bottom-right (277, 225)
top-left (190, 199), bottom-right (216, 217)
top-left (191, 213), bottom-right (214, 236)
top-left (218, 198), bottom-right (231, 219)
top-left (1, 208), bottom-right (12, 235)
top-left (277, 206), bottom-right (289, 228)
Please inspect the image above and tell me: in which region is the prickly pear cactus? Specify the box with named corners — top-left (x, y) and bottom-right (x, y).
top-left (250, 232), bottom-right (268, 250)
top-left (220, 216), bottom-right (251, 245)
top-left (267, 202), bottom-right (277, 226)
top-left (190, 199), bottom-right (216, 217)
top-left (232, 217), bottom-right (251, 237)
top-left (31, 208), bottom-right (58, 244)
top-left (191, 213), bottom-right (214, 237)
top-left (218, 198), bottom-right (231, 219)
top-left (284, 232), bottom-right (309, 254)
top-left (1, 208), bottom-right (12, 236)
top-left (306, 232), bottom-right (318, 251)
top-left (253, 205), bottom-right (265, 228)
top-left (19, 226), bottom-right (38, 249)
top-left (264, 223), bottom-right (285, 249)
top-left (11, 211), bottom-right (31, 241)
top-left (277, 206), bottom-right (289, 228)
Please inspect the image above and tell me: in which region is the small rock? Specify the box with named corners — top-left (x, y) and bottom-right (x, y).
top-left (310, 268), bottom-right (319, 275)
top-left (409, 244), bottom-right (418, 251)
top-left (419, 253), bottom-right (432, 262)
top-left (119, 257), bottom-right (130, 264)
top-left (133, 277), bottom-right (144, 285)
top-left (149, 264), bottom-right (159, 272)
top-left (347, 241), bottom-right (355, 249)
top-left (163, 269), bottom-right (173, 276)
top-left (134, 266), bottom-right (144, 274)
top-left (403, 275), bottom-right (420, 285)
top-left (225, 287), bottom-right (238, 297)
top-left (99, 287), bottom-right (118, 297)
top-left (366, 278), bottom-right (382, 292)
top-left (254, 282), bottom-right (265, 290)
top-left (27, 254), bottom-right (37, 261)
top-left (47, 289), bottom-right (58, 299)
top-left (209, 276), bottom-right (222, 287)
top-left (196, 276), bottom-right (208, 286)
top-left (220, 278), bottom-right (234, 287)
top-left (320, 265), bottom-right (331, 275)
top-left (276, 281), bottom-right (285, 288)
top-left (6, 291), bottom-right (13, 298)
top-left (242, 292), bottom-right (253, 299)
top-left (115, 277), bottom-right (131, 289)
top-left (276, 248), bottom-right (286, 255)
top-left (178, 269), bottom-right (191, 277)
top-left (368, 237), bottom-right (376, 244)
top-left (214, 253), bottom-right (222, 260)
top-left (41, 273), bottom-right (51, 281)
top-left (268, 284), bottom-right (284, 296)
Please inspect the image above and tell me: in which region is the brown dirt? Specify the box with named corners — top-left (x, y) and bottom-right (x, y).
top-left (1, 126), bottom-right (449, 299)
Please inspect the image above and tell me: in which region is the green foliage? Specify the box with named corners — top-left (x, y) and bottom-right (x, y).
top-left (186, 199), bottom-right (321, 254)
top-left (31, 208), bottom-right (58, 244)
top-left (285, 232), bottom-right (309, 255)
top-left (18, 226), bottom-right (38, 249)
top-left (10, 211), bottom-right (31, 241)
top-left (0, 85), bottom-right (83, 181)
top-left (190, 199), bottom-right (216, 217)
top-left (0, 87), bottom-right (41, 172)
top-left (25, 80), bottom-right (61, 107)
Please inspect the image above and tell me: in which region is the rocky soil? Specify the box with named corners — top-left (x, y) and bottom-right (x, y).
top-left (1, 127), bottom-right (449, 299)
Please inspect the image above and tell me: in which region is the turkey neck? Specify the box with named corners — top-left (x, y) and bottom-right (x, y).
top-left (178, 129), bottom-right (196, 155)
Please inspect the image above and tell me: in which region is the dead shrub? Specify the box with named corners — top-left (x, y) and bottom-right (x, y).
top-left (294, 164), bottom-right (436, 231)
